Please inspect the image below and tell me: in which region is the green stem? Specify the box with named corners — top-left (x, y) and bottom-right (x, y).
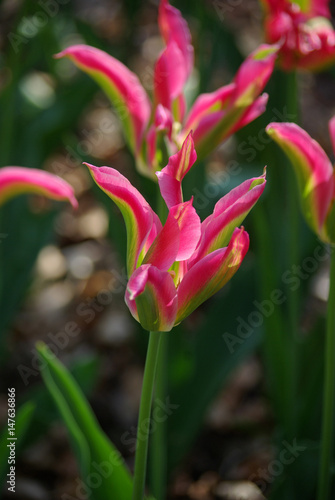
top-left (132, 331), bottom-right (163, 500)
top-left (149, 189), bottom-right (169, 499)
top-left (317, 248), bottom-right (335, 500)
top-left (149, 332), bottom-right (168, 500)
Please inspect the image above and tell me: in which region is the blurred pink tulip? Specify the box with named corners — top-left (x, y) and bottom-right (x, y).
top-left (260, 0), bottom-right (335, 70)
top-left (56, 0), bottom-right (278, 178)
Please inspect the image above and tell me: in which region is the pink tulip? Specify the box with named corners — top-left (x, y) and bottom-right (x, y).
top-left (260, 0), bottom-right (335, 70)
top-left (266, 120), bottom-right (335, 243)
top-left (56, 1), bottom-right (278, 178)
top-left (84, 136), bottom-right (266, 331)
top-left (0, 166), bottom-right (77, 208)
top-left (181, 44), bottom-right (278, 159)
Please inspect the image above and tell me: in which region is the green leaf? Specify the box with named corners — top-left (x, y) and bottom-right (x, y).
top-left (36, 342), bottom-right (133, 500)
top-left (0, 401), bottom-right (35, 486)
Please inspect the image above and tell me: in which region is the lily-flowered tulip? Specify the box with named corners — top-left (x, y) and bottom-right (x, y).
top-left (0, 167), bottom-right (77, 208)
top-left (266, 120), bottom-right (335, 243)
top-left (260, 0), bottom-right (335, 70)
top-left (85, 134), bottom-right (266, 331)
top-left (56, 0), bottom-right (277, 178)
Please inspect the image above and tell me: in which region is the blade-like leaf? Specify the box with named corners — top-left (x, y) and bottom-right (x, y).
top-left (36, 342), bottom-right (133, 500)
top-left (0, 401), bottom-right (35, 487)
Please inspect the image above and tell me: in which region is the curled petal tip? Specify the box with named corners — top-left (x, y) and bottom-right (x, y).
top-left (69, 195), bottom-right (79, 210)
top-left (83, 161), bottom-right (95, 171)
top-left (265, 122), bottom-right (275, 133)
top-left (0, 166), bottom-right (78, 209)
top-left (57, 44), bottom-right (151, 155)
top-left (53, 50), bottom-right (64, 59)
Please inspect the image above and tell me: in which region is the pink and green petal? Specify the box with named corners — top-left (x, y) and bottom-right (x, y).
top-left (259, 0), bottom-right (329, 18)
top-left (176, 228), bottom-right (249, 323)
top-left (125, 264), bottom-right (177, 332)
top-left (294, 0), bottom-right (330, 17)
top-left (56, 45), bottom-right (151, 154)
top-left (154, 39), bottom-right (191, 123)
top-left (190, 99), bottom-right (267, 159)
top-left (190, 171), bottom-right (266, 265)
top-left (329, 115), bottom-right (335, 157)
top-left (146, 105), bottom-right (173, 174)
top-left (321, 190), bottom-right (335, 244)
top-left (154, 41), bottom-right (187, 113)
top-left (182, 84), bottom-right (235, 138)
top-left (288, 18), bottom-right (335, 72)
top-left (155, 104), bottom-right (173, 138)
top-left (0, 167), bottom-right (77, 208)
top-left (143, 199), bottom-right (201, 268)
top-left (226, 94), bottom-right (269, 137)
top-left (259, 0), bottom-right (286, 13)
top-left (142, 211), bottom-right (180, 271)
top-left (261, 0), bottom-right (335, 71)
top-left (146, 125), bottom-right (158, 174)
top-left (158, 0), bottom-right (194, 81)
top-left (231, 44), bottom-right (278, 107)
top-left (182, 45), bottom-right (276, 159)
top-left (85, 163), bottom-right (161, 275)
top-left (169, 199), bottom-right (201, 261)
top-left (172, 93), bottom-right (187, 124)
top-left (266, 122), bottom-right (334, 234)
top-left (309, 0), bottom-right (330, 17)
top-left (156, 132), bottom-right (197, 208)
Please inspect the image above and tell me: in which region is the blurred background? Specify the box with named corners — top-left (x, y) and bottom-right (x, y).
top-left (1, 0), bottom-right (335, 499)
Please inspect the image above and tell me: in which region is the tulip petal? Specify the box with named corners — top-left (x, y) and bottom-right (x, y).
top-left (85, 163), bottom-right (161, 275)
top-left (143, 199), bottom-right (201, 270)
top-left (155, 0), bottom-right (193, 119)
top-left (322, 193), bottom-right (335, 243)
top-left (329, 115), bottom-right (335, 158)
top-left (266, 122), bottom-right (334, 234)
top-left (56, 45), bottom-right (151, 154)
top-left (146, 105), bottom-right (173, 174)
top-left (183, 84), bottom-right (235, 138)
top-left (146, 125), bottom-right (158, 175)
top-left (176, 228), bottom-right (249, 323)
top-left (142, 211), bottom-right (180, 271)
top-left (294, 18), bottom-right (335, 71)
top-left (0, 166), bottom-right (77, 208)
top-left (154, 40), bottom-right (187, 113)
top-left (261, 0), bottom-right (330, 18)
top-left (261, 1), bottom-right (335, 71)
top-left (229, 94), bottom-right (269, 134)
top-left (155, 104), bottom-right (173, 138)
top-left (158, 0), bottom-right (194, 80)
top-left (310, 0), bottom-right (330, 17)
top-left (232, 44), bottom-right (278, 106)
top-left (259, 0), bottom-right (286, 13)
top-left (156, 132), bottom-right (197, 209)
top-left (125, 264), bottom-right (177, 332)
top-left (182, 45), bottom-right (277, 158)
top-left (170, 199), bottom-right (201, 261)
top-left (190, 171), bottom-right (266, 265)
